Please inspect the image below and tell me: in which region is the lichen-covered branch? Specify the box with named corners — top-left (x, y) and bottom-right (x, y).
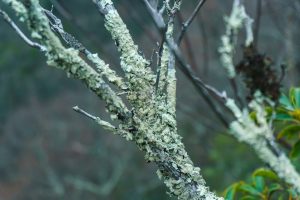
top-left (1, 0), bottom-right (223, 199)
top-left (144, 0), bottom-right (300, 196)
top-left (0, 9), bottom-right (46, 51)
top-left (73, 106), bottom-right (133, 140)
top-left (42, 8), bottom-right (127, 90)
top-left (218, 0), bottom-right (253, 78)
top-left (157, 20), bottom-right (176, 114)
top-left (218, 1), bottom-right (300, 193)
top-left (93, 0), bottom-right (154, 84)
top-left (226, 94), bottom-right (300, 194)
top-left (2, 0), bottom-right (130, 121)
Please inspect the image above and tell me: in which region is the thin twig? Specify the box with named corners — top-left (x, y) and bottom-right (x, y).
top-left (73, 106), bottom-right (98, 121)
top-left (0, 9), bottom-right (46, 51)
top-left (177, 0), bottom-right (206, 44)
top-left (197, 13), bottom-right (210, 76)
top-left (73, 106), bottom-right (133, 140)
top-left (177, 13), bottom-right (198, 72)
top-left (253, 0), bottom-right (262, 46)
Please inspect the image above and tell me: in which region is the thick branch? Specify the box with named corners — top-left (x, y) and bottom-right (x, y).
top-left (93, 0), bottom-right (155, 84)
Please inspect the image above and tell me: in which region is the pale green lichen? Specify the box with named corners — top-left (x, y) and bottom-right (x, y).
top-left (219, 0), bottom-right (253, 78)
top-left (86, 53), bottom-right (127, 90)
top-left (226, 94), bottom-right (300, 194)
top-left (3, 0), bottom-right (224, 199)
top-left (158, 23), bottom-right (174, 94)
top-left (3, 0), bottom-right (129, 121)
top-left (2, 0), bottom-right (27, 21)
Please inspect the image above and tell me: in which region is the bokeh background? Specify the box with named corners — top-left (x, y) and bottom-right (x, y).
top-left (0, 0), bottom-right (299, 199)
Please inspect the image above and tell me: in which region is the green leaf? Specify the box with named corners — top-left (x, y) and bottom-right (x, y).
top-left (268, 183), bottom-right (282, 193)
top-left (294, 88), bottom-right (300, 108)
top-left (253, 168), bottom-right (279, 181)
top-left (249, 111), bottom-right (257, 121)
top-left (240, 196), bottom-right (257, 200)
top-left (290, 140), bottom-right (300, 159)
top-left (289, 87), bottom-right (296, 106)
top-left (277, 125), bottom-right (300, 139)
top-left (253, 176), bottom-right (264, 192)
top-left (238, 184), bottom-right (262, 196)
top-left (275, 113), bottom-right (293, 121)
top-left (224, 183), bottom-right (240, 200)
top-left (279, 94), bottom-right (294, 110)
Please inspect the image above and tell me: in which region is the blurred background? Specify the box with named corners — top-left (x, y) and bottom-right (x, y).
top-left (0, 0), bottom-right (299, 199)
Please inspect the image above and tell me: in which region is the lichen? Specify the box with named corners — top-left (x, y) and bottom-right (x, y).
top-left (226, 94), bottom-right (300, 194)
top-left (3, 0), bottom-right (224, 199)
top-left (219, 0), bottom-right (253, 78)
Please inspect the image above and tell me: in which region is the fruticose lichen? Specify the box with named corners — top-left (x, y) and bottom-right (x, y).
top-left (3, 0), bottom-right (224, 199)
top-left (226, 93), bottom-right (300, 194)
top-left (219, 0), bottom-right (253, 78)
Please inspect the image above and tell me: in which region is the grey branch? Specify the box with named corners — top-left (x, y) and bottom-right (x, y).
top-left (0, 9), bottom-right (46, 51)
top-left (177, 0), bottom-right (206, 44)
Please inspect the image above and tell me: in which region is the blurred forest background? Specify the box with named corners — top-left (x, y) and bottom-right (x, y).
top-left (0, 0), bottom-right (300, 199)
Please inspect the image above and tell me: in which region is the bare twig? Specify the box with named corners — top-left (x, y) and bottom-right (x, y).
top-left (73, 106), bottom-right (99, 121)
top-left (197, 14), bottom-right (210, 76)
top-left (0, 9), bottom-right (46, 51)
top-left (177, 13), bottom-right (198, 72)
top-left (254, 0), bottom-right (262, 46)
top-left (177, 0), bottom-right (206, 44)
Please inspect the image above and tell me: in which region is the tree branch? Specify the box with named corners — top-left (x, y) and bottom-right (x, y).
top-left (0, 9), bottom-right (46, 51)
top-left (2, 0), bottom-right (224, 199)
top-left (73, 106), bottom-right (133, 140)
top-left (92, 0), bottom-right (155, 85)
top-left (176, 0), bottom-right (206, 44)
top-left (2, 0), bottom-right (130, 121)
top-left (42, 8), bottom-right (127, 90)
top-left (143, 0), bottom-right (229, 128)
